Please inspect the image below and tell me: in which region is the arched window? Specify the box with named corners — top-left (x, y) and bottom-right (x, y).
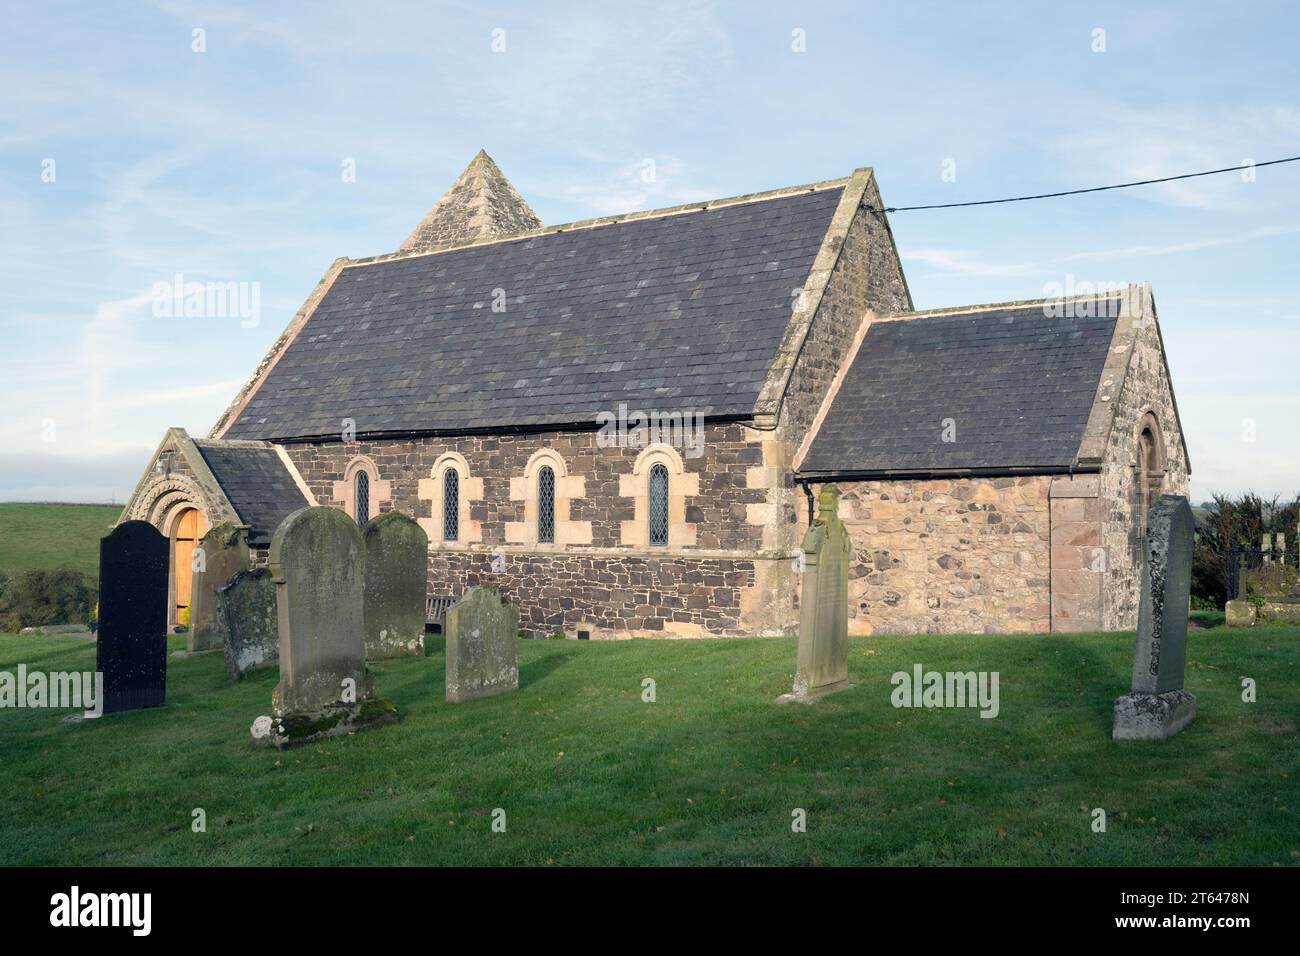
top-left (648, 463), bottom-right (669, 546)
top-left (443, 467), bottom-right (459, 541)
top-left (538, 466), bottom-right (556, 544)
top-left (1135, 412), bottom-right (1166, 537)
top-left (355, 471), bottom-right (370, 526)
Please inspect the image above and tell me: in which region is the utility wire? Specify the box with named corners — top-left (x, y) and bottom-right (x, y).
top-left (866, 155), bottom-right (1300, 213)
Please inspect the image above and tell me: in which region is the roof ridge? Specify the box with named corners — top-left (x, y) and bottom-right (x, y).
top-left (348, 175), bottom-right (853, 268)
top-left (882, 290), bottom-right (1127, 321)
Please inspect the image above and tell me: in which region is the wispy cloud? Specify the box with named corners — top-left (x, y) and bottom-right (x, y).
top-left (902, 224), bottom-right (1300, 278)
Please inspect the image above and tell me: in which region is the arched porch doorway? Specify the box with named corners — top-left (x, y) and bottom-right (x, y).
top-left (169, 506), bottom-right (207, 629)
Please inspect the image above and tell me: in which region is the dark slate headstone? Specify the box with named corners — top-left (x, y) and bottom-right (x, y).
top-left (1113, 495), bottom-right (1197, 740)
top-left (96, 520), bottom-right (169, 714)
top-left (362, 512), bottom-right (428, 659)
top-left (217, 568), bottom-right (279, 681)
top-left (189, 522), bottom-right (250, 652)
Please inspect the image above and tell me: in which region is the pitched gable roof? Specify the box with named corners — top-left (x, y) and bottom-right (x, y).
top-left (193, 441), bottom-right (313, 544)
top-left (221, 183), bottom-right (847, 442)
top-left (797, 298), bottom-right (1121, 476)
top-left (400, 150), bottom-right (542, 252)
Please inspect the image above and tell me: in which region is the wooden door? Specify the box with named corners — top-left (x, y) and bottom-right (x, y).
top-left (172, 508), bottom-right (207, 621)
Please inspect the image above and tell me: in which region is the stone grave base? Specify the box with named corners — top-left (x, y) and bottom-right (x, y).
top-left (777, 679), bottom-right (854, 705)
top-left (1112, 689), bottom-right (1196, 740)
top-left (251, 698), bottom-right (399, 750)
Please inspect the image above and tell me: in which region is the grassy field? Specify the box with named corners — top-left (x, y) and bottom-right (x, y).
top-left (0, 503), bottom-right (121, 578)
top-left (1, 625), bottom-right (1296, 866)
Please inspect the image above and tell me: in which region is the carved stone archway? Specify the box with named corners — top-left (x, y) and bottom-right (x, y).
top-left (124, 473), bottom-right (214, 630)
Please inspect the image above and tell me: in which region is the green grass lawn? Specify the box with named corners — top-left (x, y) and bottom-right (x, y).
top-left (1, 627), bottom-right (1296, 866)
top-left (0, 503), bottom-right (121, 578)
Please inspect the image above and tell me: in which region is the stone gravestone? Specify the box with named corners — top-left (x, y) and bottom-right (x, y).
top-left (253, 507), bottom-right (397, 747)
top-left (188, 522), bottom-right (250, 652)
top-left (97, 521), bottom-right (169, 714)
top-left (217, 568), bottom-right (279, 680)
top-left (445, 586), bottom-right (519, 703)
top-left (1113, 494), bottom-right (1197, 740)
top-left (780, 485), bottom-right (852, 703)
top-left (363, 512), bottom-right (428, 659)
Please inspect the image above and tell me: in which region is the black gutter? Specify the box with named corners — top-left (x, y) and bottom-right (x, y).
top-left (795, 464), bottom-right (1099, 482)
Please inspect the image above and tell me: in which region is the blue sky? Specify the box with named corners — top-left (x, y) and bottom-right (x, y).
top-left (2, 0), bottom-right (1298, 504)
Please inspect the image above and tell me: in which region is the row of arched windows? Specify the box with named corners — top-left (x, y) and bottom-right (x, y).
top-left (434, 461), bottom-right (671, 545)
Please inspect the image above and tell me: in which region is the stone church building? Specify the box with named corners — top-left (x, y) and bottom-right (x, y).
top-left (121, 151), bottom-right (1189, 638)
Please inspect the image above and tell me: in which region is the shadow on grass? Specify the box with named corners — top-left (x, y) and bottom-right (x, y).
top-left (519, 648), bottom-right (577, 688)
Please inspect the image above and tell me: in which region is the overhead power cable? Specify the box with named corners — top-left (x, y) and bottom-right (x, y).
top-left (866, 155), bottom-right (1300, 213)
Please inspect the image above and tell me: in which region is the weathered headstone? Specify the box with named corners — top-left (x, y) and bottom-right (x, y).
top-left (779, 485), bottom-right (852, 703)
top-left (445, 586), bottom-right (519, 703)
top-left (253, 507), bottom-right (397, 747)
top-left (1113, 494), bottom-right (1197, 740)
top-left (96, 521), bottom-right (169, 714)
top-left (218, 568), bottom-right (279, 680)
top-left (188, 522), bottom-right (250, 652)
top-left (363, 512), bottom-right (428, 659)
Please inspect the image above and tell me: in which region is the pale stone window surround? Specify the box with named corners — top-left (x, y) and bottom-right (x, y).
top-left (620, 444), bottom-right (698, 548)
top-left (419, 452), bottom-right (484, 546)
top-left (331, 455), bottom-right (391, 522)
top-left (1134, 410), bottom-right (1167, 537)
top-left (506, 449), bottom-right (591, 547)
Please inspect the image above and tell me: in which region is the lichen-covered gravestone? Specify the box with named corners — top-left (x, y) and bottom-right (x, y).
top-left (188, 522), bottom-right (250, 652)
top-left (97, 521), bottom-right (169, 714)
top-left (779, 485), bottom-right (852, 703)
top-left (217, 568), bottom-right (279, 680)
top-left (1113, 494), bottom-right (1197, 740)
top-left (253, 507), bottom-right (397, 748)
top-left (445, 586), bottom-right (519, 703)
top-left (362, 512), bottom-right (428, 659)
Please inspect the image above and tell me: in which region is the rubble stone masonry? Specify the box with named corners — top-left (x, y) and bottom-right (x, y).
top-left (834, 477), bottom-right (1053, 635)
top-left (281, 423), bottom-right (769, 637)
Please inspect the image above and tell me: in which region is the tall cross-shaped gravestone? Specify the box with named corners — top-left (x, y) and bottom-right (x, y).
top-left (96, 521), bottom-right (169, 714)
top-left (1113, 494), bottom-right (1197, 740)
top-left (779, 484), bottom-right (852, 703)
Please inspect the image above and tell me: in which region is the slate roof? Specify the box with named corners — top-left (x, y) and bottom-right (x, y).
top-left (798, 300), bottom-right (1120, 475)
top-left (223, 186), bottom-right (845, 441)
top-left (194, 442), bottom-right (310, 544)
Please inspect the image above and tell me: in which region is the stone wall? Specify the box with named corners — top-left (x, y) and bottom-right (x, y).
top-left (834, 477), bottom-right (1052, 635)
top-left (1049, 474), bottom-right (1104, 632)
top-left (283, 422), bottom-right (766, 549)
top-left (427, 551), bottom-right (755, 638)
top-left (747, 173), bottom-right (913, 634)
top-left (1099, 314), bottom-right (1190, 630)
top-left (282, 424), bottom-right (771, 637)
